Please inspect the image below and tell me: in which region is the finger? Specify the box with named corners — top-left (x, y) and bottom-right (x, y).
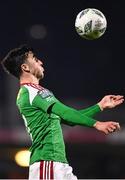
top-left (109, 96), bottom-right (124, 104)
top-left (104, 129), bottom-right (109, 135)
top-left (107, 127), bottom-right (114, 133)
top-left (110, 124), bottom-right (117, 130)
top-left (111, 122), bottom-right (120, 126)
top-left (114, 95), bottom-right (123, 97)
top-left (115, 123), bottom-right (120, 130)
top-left (112, 122), bottom-right (120, 130)
top-left (108, 95), bottom-right (117, 99)
top-left (113, 95), bottom-right (124, 101)
top-left (113, 99), bottom-right (124, 105)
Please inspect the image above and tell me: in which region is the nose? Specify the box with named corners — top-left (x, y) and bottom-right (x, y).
top-left (39, 60), bottom-right (43, 65)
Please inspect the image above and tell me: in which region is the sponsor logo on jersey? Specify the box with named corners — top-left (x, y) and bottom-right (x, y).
top-left (38, 89), bottom-right (53, 99)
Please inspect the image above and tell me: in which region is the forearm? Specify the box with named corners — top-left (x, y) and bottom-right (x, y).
top-left (79, 104), bottom-right (102, 118)
top-left (51, 102), bottom-right (96, 127)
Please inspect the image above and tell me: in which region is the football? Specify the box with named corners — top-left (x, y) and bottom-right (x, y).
top-left (75, 8), bottom-right (107, 40)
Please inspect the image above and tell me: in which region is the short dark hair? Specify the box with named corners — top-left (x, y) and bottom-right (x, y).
top-left (1, 44), bottom-right (34, 78)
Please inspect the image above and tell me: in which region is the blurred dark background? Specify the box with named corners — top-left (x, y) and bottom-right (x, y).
top-left (0, 0), bottom-right (125, 179)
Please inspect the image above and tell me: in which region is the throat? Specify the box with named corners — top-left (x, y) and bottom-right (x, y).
top-left (20, 74), bottom-right (39, 85)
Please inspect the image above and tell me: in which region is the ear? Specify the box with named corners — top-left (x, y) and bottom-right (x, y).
top-left (21, 63), bottom-right (30, 72)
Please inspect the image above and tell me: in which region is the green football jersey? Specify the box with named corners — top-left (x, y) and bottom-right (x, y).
top-left (16, 83), bottom-right (101, 165)
top-left (16, 83), bottom-right (68, 165)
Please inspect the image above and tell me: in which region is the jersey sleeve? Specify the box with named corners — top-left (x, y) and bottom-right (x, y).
top-left (32, 89), bottom-right (58, 112)
top-left (51, 101), bottom-right (97, 127)
top-left (78, 104), bottom-right (101, 118)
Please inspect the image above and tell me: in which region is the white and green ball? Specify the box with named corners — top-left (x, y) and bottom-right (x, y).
top-left (75, 8), bottom-right (107, 40)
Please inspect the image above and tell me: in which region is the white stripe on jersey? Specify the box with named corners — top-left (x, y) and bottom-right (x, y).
top-left (24, 85), bottom-right (38, 105)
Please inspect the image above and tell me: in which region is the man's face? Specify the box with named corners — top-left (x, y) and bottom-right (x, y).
top-left (23, 51), bottom-right (44, 79)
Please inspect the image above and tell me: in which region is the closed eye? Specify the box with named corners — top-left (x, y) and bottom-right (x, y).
top-left (33, 56), bottom-right (38, 62)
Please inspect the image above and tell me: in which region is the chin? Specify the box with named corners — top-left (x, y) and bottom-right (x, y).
top-left (39, 73), bottom-right (44, 79)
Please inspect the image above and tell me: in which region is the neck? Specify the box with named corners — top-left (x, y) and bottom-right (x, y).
top-left (20, 74), bottom-right (40, 85)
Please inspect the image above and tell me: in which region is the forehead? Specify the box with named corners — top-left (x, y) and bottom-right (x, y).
top-left (25, 51), bottom-right (35, 63)
top-left (26, 51), bottom-right (34, 58)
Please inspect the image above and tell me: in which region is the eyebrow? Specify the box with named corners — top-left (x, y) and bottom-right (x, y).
top-left (33, 54), bottom-right (36, 58)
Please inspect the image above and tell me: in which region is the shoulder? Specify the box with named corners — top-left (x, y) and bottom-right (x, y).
top-left (17, 86), bottom-right (28, 100)
top-left (38, 88), bottom-right (54, 99)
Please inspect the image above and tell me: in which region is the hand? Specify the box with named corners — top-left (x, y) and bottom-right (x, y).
top-left (93, 121), bottom-right (120, 134)
top-left (98, 95), bottom-right (124, 110)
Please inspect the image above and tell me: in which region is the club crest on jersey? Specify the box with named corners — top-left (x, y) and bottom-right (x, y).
top-left (38, 89), bottom-right (53, 99)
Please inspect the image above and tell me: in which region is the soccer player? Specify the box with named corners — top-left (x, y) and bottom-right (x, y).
top-left (1, 45), bottom-right (124, 180)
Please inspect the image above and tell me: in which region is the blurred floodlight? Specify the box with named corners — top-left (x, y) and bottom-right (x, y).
top-left (30, 24), bottom-right (47, 39)
top-left (15, 149), bottom-right (31, 167)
